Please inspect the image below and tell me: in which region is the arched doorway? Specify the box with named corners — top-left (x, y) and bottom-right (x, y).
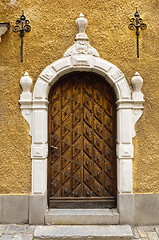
top-left (19, 13), bottom-right (144, 224)
top-left (48, 71), bottom-right (117, 208)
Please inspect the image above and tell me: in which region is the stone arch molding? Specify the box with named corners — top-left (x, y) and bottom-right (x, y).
top-left (19, 14), bottom-right (144, 197)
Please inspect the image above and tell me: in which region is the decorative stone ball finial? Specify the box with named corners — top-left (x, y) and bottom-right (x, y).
top-left (20, 72), bottom-right (32, 100)
top-left (76, 13), bottom-right (88, 40)
top-left (131, 72), bottom-right (144, 101)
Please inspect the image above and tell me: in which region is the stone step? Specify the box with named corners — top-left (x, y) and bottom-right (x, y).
top-left (34, 225), bottom-right (133, 240)
top-left (45, 208), bottom-right (120, 225)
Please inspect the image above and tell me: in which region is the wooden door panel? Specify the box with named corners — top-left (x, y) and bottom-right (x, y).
top-left (51, 100), bottom-right (60, 117)
top-left (94, 118), bottom-right (102, 136)
top-left (61, 119), bottom-right (71, 138)
top-left (84, 153), bottom-right (92, 173)
top-left (104, 99), bottom-right (113, 116)
top-left (61, 105), bottom-right (71, 122)
top-left (51, 112), bottom-right (60, 133)
top-left (73, 184), bottom-right (82, 197)
top-left (72, 155), bottom-right (81, 172)
top-left (73, 94), bottom-right (81, 111)
top-left (94, 179), bottom-right (103, 196)
top-left (94, 151), bottom-right (103, 169)
top-left (72, 169), bottom-right (81, 190)
top-left (83, 108), bottom-right (92, 126)
top-left (83, 124), bottom-right (92, 142)
top-left (51, 127), bottom-right (60, 147)
top-left (94, 89), bottom-right (102, 106)
top-left (103, 112), bottom-right (113, 132)
top-left (61, 150), bottom-right (71, 169)
top-left (94, 104), bottom-right (103, 122)
top-left (84, 138), bottom-right (93, 158)
top-left (83, 92), bottom-right (93, 111)
top-left (48, 72), bottom-right (116, 208)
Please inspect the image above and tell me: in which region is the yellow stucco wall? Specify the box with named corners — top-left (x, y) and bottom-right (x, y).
top-left (0, 0), bottom-right (158, 194)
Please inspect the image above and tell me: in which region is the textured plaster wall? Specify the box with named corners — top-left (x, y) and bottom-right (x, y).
top-left (0, 0), bottom-right (158, 194)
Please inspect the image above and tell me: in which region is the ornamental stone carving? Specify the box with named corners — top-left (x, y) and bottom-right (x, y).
top-left (20, 72), bottom-right (32, 100)
top-left (0, 23), bottom-right (10, 42)
top-left (131, 72), bottom-right (144, 101)
top-left (76, 13), bottom-right (88, 40)
top-left (19, 72), bottom-right (33, 135)
top-left (64, 13), bottom-right (99, 57)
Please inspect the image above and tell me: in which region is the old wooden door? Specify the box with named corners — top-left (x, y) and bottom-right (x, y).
top-left (48, 72), bottom-right (116, 208)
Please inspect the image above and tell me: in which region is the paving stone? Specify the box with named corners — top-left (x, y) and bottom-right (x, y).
top-left (15, 225), bottom-right (27, 233)
top-left (1, 235), bottom-right (13, 240)
top-left (13, 233), bottom-right (23, 240)
top-left (132, 229), bottom-right (140, 239)
top-left (136, 227), bottom-right (148, 238)
top-left (147, 232), bottom-right (159, 240)
top-left (0, 226), bottom-right (8, 232)
top-left (13, 233), bottom-right (33, 240)
top-left (155, 226), bottom-right (159, 236)
top-left (24, 225), bottom-right (36, 234)
top-left (34, 225), bottom-right (133, 239)
top-left (21, 234), bottom-right (33, 240)
top-left (143, 226), bottom-right (155, 232)
top-left (4, 224), bottom-right (16, 235)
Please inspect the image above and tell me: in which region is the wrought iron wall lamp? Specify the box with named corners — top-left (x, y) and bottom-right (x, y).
top-left (128, 8), bottom-right (147, 58)
top-left (13, 11), bottom-right (31, 62)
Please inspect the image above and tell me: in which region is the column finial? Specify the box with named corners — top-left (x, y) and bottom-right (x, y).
top-left (75, 13), bottom-right (88, 40)
top-left (64, 13), bottom-right (99, 57)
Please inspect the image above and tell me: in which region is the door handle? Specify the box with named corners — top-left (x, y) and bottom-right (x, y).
top-left (50, 145), bottom-right (58, 150)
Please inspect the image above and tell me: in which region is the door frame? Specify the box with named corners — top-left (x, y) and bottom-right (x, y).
top-left (19, 54), bottom-right (144, 224)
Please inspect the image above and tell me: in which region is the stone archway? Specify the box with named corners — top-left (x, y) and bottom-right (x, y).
top-left (19, 14), bottom-right (144, 224)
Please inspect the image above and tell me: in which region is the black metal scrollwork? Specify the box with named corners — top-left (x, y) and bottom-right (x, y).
top-left (128, 8), bottom-right (147, 58)
top-left (13, 10), bottom-right (31, 62)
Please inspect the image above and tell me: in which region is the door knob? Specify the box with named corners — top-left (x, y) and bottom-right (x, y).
top-left (50, 145), bottom-right (58, 150)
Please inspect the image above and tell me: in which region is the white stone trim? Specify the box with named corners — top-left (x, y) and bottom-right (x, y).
top-left (0, 23), bottom-right (10, 42)
top-left (19, 55), bottom-right (144, 196)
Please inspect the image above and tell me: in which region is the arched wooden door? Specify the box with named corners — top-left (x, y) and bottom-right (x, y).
top-left (48, 72), bottom-right (116, 208)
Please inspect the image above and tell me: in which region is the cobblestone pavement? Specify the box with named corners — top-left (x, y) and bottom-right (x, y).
top-left (132, 226), bottom-right (159, 240)
top-left (0, 224), bottom-right (159, 239)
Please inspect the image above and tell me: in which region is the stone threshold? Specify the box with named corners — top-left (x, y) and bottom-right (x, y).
top-left (34, 225), bottom-right (133, 240)
top-left (45, 208), bottom-right (119, 225)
